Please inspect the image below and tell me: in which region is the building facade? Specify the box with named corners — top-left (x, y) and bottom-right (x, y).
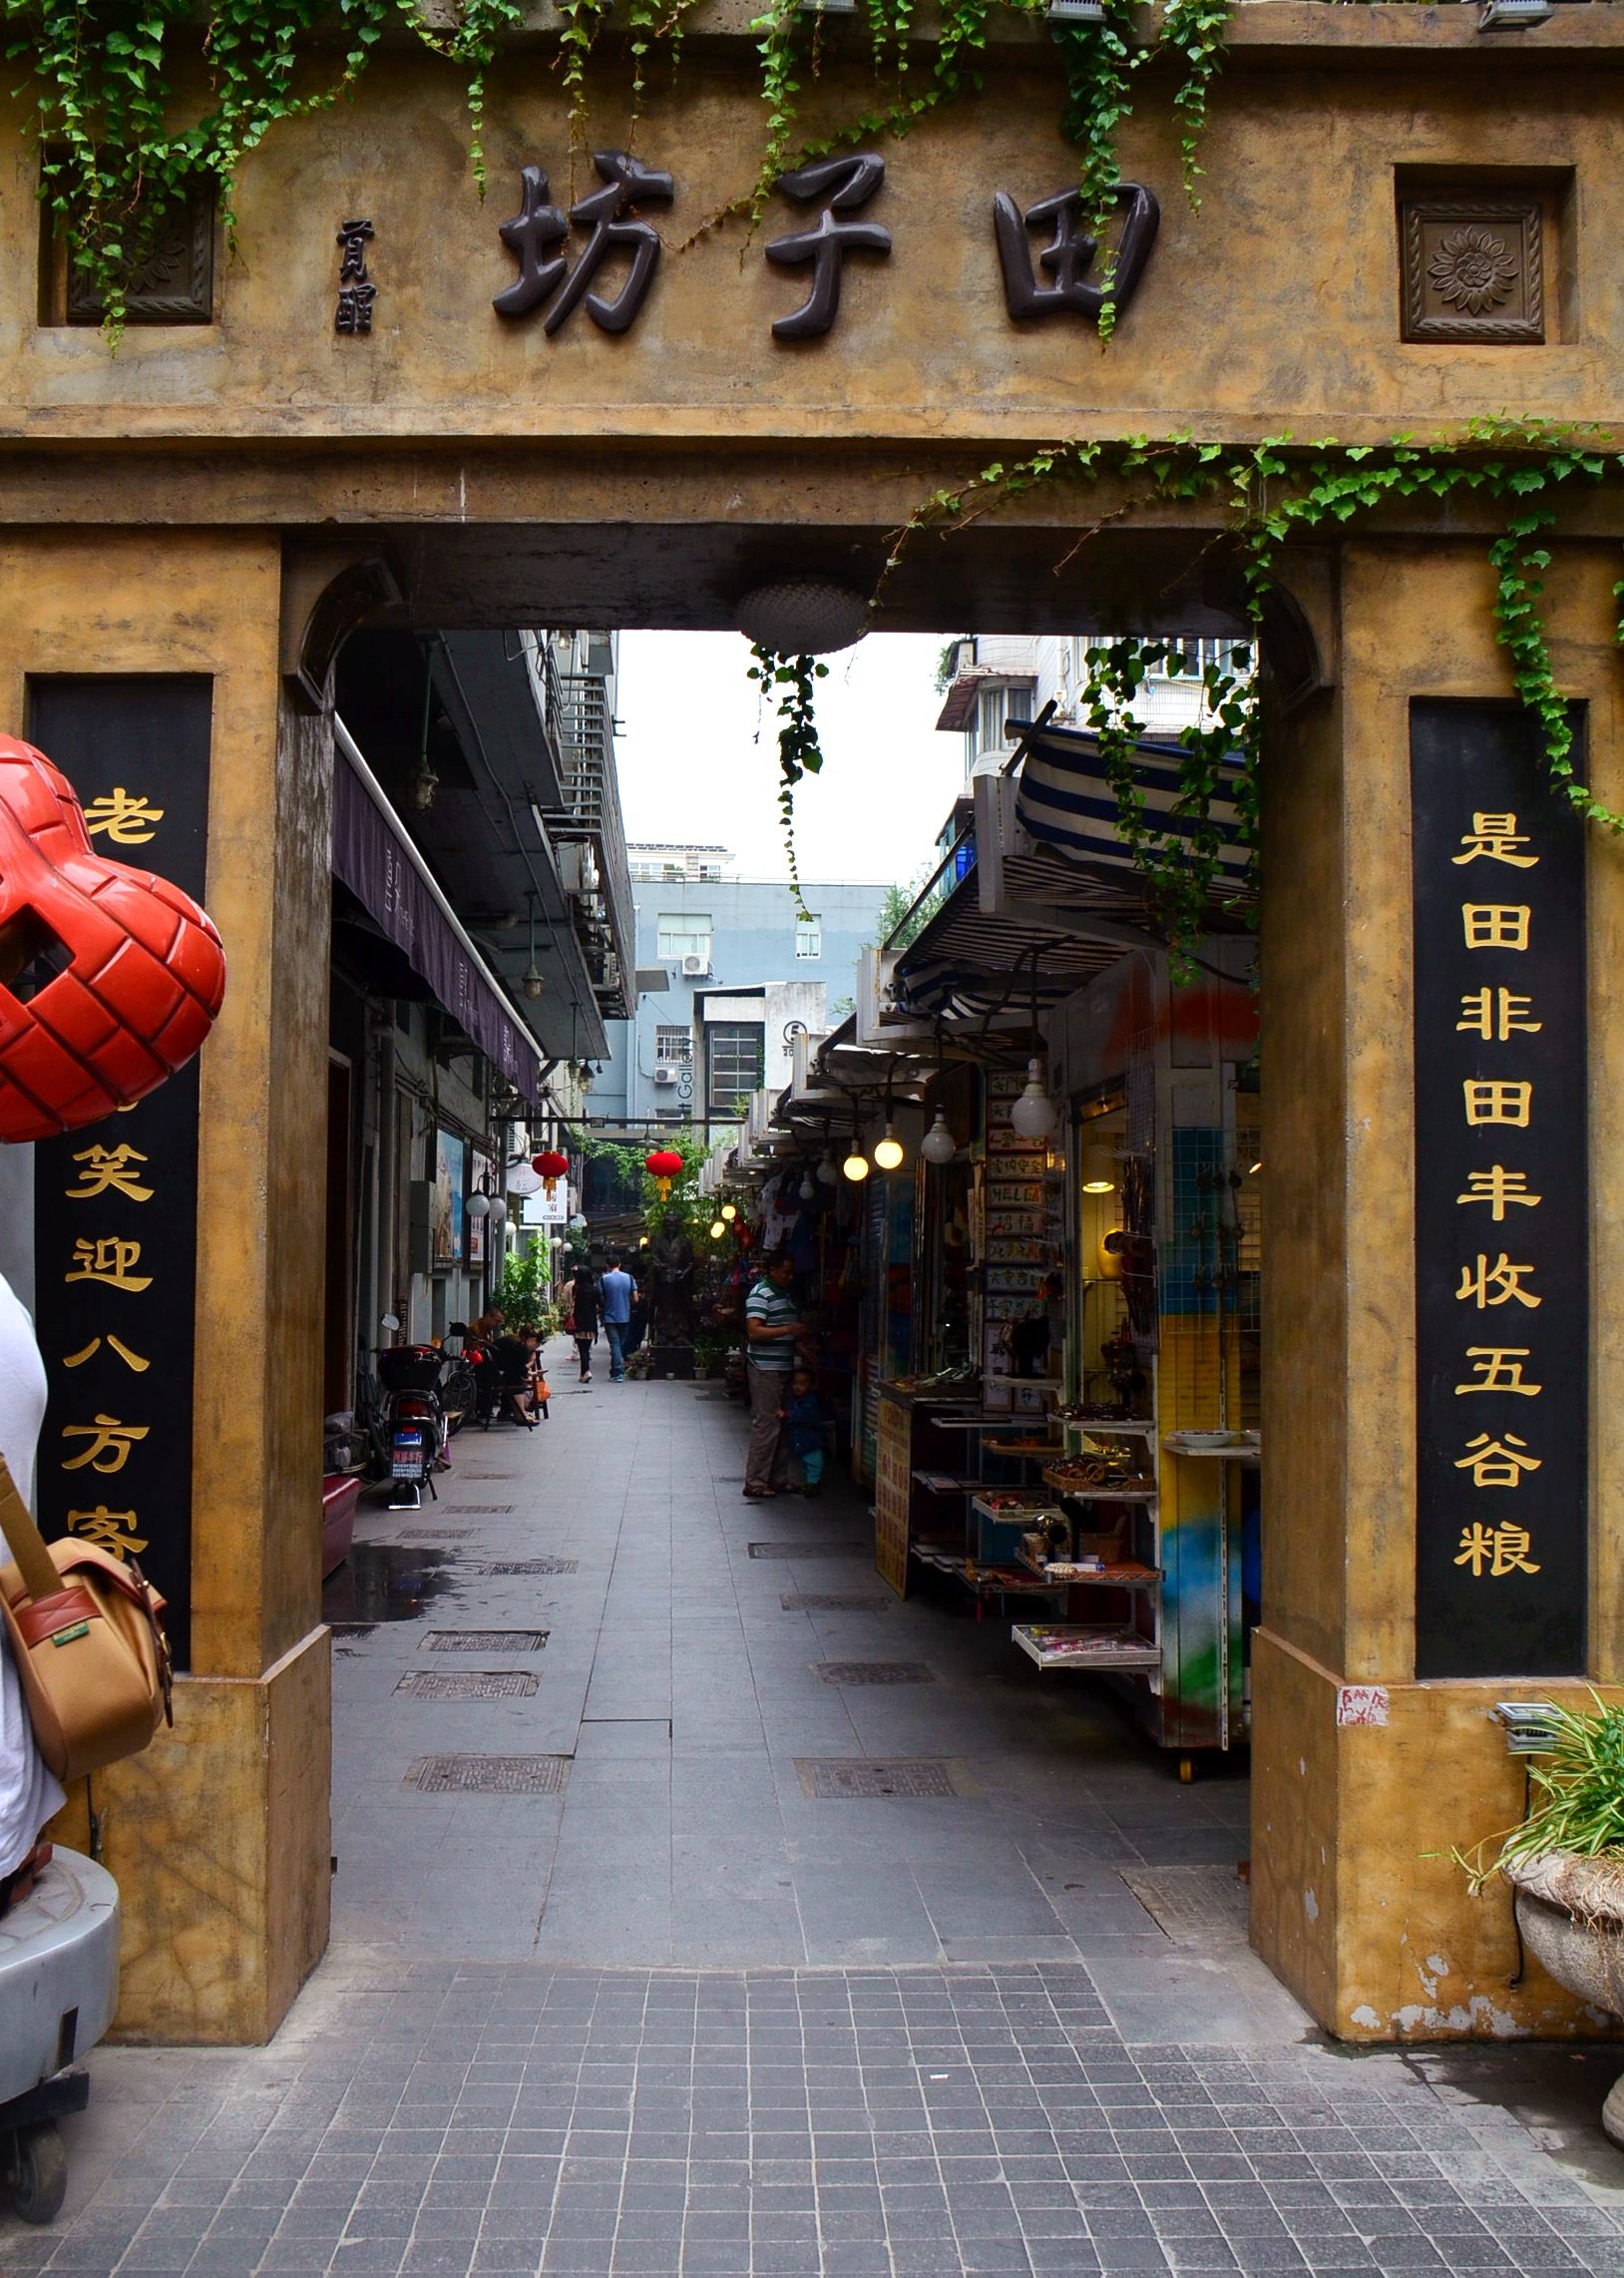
top-left (597, 850), bottom-right (888, 1130)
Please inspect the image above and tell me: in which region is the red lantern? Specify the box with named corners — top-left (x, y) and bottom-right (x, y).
top-left (645, 1146), bottom-right (684, 1202)
top-left (0, 735), bottom-right (226, 1141)
top-left (533, 1147), bottom-right (569, 1199)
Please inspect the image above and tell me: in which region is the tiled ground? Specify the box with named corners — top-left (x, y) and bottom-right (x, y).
top-left (4, 1354), bottom-right (1624, 2277)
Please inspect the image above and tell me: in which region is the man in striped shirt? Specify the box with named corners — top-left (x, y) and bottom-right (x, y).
top-left (743, 1250), bottom-right (803, 1499)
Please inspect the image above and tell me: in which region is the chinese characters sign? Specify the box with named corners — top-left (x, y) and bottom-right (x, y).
top-left (492, 150), bottom-right (1159, 339)
top-left (1411, 701), bottom-right (1586, 1678)
top-left (29, 676), bottom-right (212, 1671)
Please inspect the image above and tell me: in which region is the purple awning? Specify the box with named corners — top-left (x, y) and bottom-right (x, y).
top-left (331, 731), bottom-right (543, 1107)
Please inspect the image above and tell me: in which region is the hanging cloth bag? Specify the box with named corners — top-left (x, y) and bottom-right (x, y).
top-left (0, 1454), bottom-right (173, 1782)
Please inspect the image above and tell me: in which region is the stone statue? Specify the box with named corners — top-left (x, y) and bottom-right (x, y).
top-left (646, 1227), bottom-right (696, 1340)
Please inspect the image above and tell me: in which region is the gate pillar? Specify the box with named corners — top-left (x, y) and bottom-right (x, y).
top-left (1252, 537), bottom-right (1624, 2040)
top-left (0, 530), bottom-right (332, 2045)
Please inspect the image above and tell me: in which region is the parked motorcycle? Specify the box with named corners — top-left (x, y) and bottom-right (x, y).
top-left (374, 1342), bottom-right (452, 1511)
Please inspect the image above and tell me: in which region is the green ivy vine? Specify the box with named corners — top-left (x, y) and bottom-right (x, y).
top-left (746, 644), bottom-right (830, 921)
top-left (876, 421), bottom-right (1624, 970)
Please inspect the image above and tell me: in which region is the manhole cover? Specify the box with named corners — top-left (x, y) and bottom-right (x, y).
top-left (456, 1474), bottom-right (520, 1482)
top-left (329, 1621), bottom-right (376, 1638)
top-left (479, 1559), bottom-right (579, 1576)
top-left (797, 1759), bottom-right (959, 1799)
top-left (396, 1670), bottom-right (540, 1699)
top-left (814, 1661), bottom-right (935, 1686)
top-left (440, 1504), bottom-right (515, 1515)
top-left (781, 1594), bottom-right (890, 1612)
top-left (1119, 1865), bottom-right (1251, 1946)
top-left (714, 1474), bottom-right (744, 1482)
top-left (748, 1541), bottom-right (864, 1560)
top-left (426, 1629), bottom-right (548, 1652)
top-left (395, 1527), bottom-right (473, 1541)
top-left (406, 1755), bottom-right (570, 1794)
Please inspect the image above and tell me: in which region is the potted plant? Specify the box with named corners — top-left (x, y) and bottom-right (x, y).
top-left (1455, 1695), bottom-right (1624, 2139)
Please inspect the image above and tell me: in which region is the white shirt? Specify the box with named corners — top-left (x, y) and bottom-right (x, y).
top-left (0, 1269), bottom-right (67, 1876)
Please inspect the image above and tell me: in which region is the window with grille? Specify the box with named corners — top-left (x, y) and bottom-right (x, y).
top-left (708, 1023), bottom-right (763, 1114)
top-left (656, 915), bottom-right (711, 962)
top-left (795, 917), bottom-right (822, 959)
top-left (654, 1025), bottom-right (693, 1066)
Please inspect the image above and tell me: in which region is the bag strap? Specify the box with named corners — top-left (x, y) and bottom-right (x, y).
top-left (0, 1453), bottom-right (65, 1607)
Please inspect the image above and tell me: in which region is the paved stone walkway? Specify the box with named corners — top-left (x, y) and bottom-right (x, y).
top-left (4, 1355), bottom-right (1624, 2277)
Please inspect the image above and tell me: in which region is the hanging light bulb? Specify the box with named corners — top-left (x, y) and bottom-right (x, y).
top-left (720, 1202), bottom-right (737, 1222)
top-left (816, 1149), bottom-right (839, 1186)
top-left (1010, 1057), bottom-right (1057, 1141)
top-left (710, 1218), bottom-right (727, 1240)
top-left (522, 892), bottom-right (545, 1000)
top-left (873, 1124), bottom-right (905, 1172)
top-left (1081, 1145), bottom-right (1116, 1194)
top-left (842, 1141), bottom-right (871, 1182)
top-left (799, 1172), bottom-right (815, 1201)
top-left (921, 1109), bottom-right (957, 1166)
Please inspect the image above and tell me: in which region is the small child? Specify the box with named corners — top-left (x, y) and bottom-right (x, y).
top-left (781, 1366), bottom-right (828, 1497)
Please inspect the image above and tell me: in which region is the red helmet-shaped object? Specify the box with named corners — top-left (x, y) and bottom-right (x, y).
top-left (0, 735), bottom-right (226, 1142)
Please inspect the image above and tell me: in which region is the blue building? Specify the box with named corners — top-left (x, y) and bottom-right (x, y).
top-left (598, 844), bottom-right (888, 1129)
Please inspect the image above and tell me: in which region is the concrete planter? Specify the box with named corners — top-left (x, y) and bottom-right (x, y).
top-left (1505, 1853), bottom-right (1624, 2142)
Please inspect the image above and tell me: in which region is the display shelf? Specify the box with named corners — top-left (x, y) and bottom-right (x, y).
top-left (1063, 1417), bottom-right (1155, 1435)
top-left (912, 1546), bottom-right (1066, 1597)
top-left (1011, 1623), bottom-right (1163, 1672)
top-left (1040, 1467), bottom-right (1158, 1501)
top-left (912, 1471), bottom-right (980, 1494)
top-left (1015, 1556), bottom-right (1161, 1588)
top-left (971, 1493), bottom-right (1063, 1522)
top-left (984, 1437), bottom-right (1059, 1458)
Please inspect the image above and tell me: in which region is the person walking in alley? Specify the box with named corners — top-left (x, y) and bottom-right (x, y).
top-left (743, 1248), bottom-right (803, 1499)
top-left (566, 1264), bottom-right (600, 1384)
top-left (601, 1252), bottom-right (634, 1382)
top-left (782, 1365), bottom-right (829, 1497)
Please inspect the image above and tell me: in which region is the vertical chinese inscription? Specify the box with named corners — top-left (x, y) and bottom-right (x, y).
top-left (1411, 700), bottom-right (1586, 1678)
top-left (335, 217), bottom-right (376, 335)
top-left (28, 677), bottom-right (212, 1670)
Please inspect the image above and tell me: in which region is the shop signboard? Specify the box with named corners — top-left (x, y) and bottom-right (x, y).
top-left (27, 676), bottom-right (212, 1671)
top-left (1411, 701), bottom-right (1587, 1678)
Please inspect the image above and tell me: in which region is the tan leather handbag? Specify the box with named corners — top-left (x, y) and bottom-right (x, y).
top-left (0, 1455), bottom-right (173, 1782)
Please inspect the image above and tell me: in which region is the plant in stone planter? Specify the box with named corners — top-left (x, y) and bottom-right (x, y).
top-left (1452, 1695), bottom-right (1624, 2138)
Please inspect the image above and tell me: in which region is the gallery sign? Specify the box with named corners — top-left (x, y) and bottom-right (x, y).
top-left (1411, 700), bottom-right (1587, 1680)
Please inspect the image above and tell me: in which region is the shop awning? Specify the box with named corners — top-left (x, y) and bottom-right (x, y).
top-left (1011, 715), bottom-right (1253, 891)
top-left (331, 720), bottom-right (545, 1107)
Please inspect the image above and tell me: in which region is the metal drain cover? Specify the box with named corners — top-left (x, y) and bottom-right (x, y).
top-left (329, 1621), bottom-right (376, 1638)
top-left (395, 1527), bottom-right (473, 1541)
top-left (480, 1559), bottom-right (578, 1576)
top-left (814, 1661), bottom-right (935, 1686)
top-left (441, 1504), bottom-right (515, 1515)
top-left (1120, 1865), bottom-right (1251, 1946)
top-left (426, 1629), bottom-right (548, 1652)
top-left (406, 1754), bottom-right (570, 1794)
top-left (747, 1541), bottom-right (864, 1560)
top-left (797, 1759), bottom-right (959, 1799)
top-left (396, 1670), bottom-right (540, 1700)
top-left (781, 1593), bottom-right (890, 1612)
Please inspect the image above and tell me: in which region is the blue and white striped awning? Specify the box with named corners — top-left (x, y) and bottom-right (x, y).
top-left (1012, 717), bottom-right (1254, 894)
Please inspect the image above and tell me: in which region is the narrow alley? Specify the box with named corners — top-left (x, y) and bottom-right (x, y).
top-left (3, 1366), bottom-right (1623, 2278)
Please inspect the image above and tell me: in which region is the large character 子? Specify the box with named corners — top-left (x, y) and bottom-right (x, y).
top-left (0, 735), bottom-right (225, 1141)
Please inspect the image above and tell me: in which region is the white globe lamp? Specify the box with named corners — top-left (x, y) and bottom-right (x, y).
top-left (1011, 1059), bottom-right (1057, 1142)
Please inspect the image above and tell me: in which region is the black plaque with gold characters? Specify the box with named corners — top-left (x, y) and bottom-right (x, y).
top-left (1412, 700), bottom-right (1587, 1679)
top-left (27, 676), bottom-right (213, 1671)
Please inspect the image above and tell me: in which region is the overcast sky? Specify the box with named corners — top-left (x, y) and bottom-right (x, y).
top-left (613, 631), bottom-right (966, 891)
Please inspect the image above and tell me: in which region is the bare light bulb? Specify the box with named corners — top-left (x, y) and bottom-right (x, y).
top-left (874, 1125), bottom-right (905, 1171)
top-left (1010, 1058), bottom-right (1057, 1141)
top-left (921, 1109), bottom-right (957, 1165)
top-left (720, 1202), bottom-right (737, 1221)
top-left (816, 1150), bottom-right (839, 1186)
top-left (710, 1219), bottom-right (727, 1239)
top-left (842, 1144), bottom-right (871, 1182)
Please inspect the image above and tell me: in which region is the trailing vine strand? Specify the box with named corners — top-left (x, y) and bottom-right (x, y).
top-left (747, 644), bottom-right (830, 922)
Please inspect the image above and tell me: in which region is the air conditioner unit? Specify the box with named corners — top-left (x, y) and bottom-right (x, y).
top-left (681, 953), bottom-right (707, 976)
top-left (653, 1066), bottom-right (678, 1086)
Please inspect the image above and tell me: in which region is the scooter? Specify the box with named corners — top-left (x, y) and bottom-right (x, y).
top-left (374, 1343), bottom-right (452, 1511)
top-left (0, 1845), bottom-right (120, 2224)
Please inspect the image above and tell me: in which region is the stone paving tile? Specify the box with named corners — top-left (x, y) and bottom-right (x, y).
top-left (8, 1373), bottom-right (1624, 2276)
top-left (5, 1965), bottom-right (1624, 2277)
